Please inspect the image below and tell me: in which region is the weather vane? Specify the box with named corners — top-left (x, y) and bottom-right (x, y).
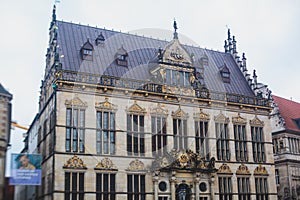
top-left (173, 18), bottom-right (178, 32)
top-left (55, 0), bottom-right (60, 5)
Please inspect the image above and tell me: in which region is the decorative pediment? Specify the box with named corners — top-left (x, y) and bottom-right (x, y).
top-left (214, 111), bottom-right (230, 123)
top-left (232, 113), bottom-right (247, 125)
top-left (95, 97), bottom-right (117, 111)
top-left (250, 115), bottom-right (264, 127)
top-left (218, 163), bottom-right (232, 174)
top-left (150, 103), bottom-right (168, 117)
top-left (236, 164), bottom-right (251, 175)
top-left (172, 105), bottom-right (188, 119)
top-left (63, 155), bottom-right (87, 169)
top-left (95, 157), bottom-right (117, 171)
top-left (151, 149), bottom-right (217, 173)
top-left (194, 109), bottom-right (210, 121)
top-left (126, 159), bottom-right (146, 171)
top-left (126, 101), bottom-right (146, 114)
top-left (65, 96), bottom-right (87, 109)
top-left (254, 164), bottom-right (268, 175)
top-left (162, 39), bottom-right (192, 66)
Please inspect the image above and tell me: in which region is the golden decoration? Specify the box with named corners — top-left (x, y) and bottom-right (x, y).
top-left (150, 103), bottom-right (168, 117)
top-left (254, 164), bottom-right (268, 175)
top-left (126, 159), bottom-right (146, 171)
top-left (214, 111), bottom-right (230, 123)
top-left (236, 164), bottom-right (251, 175)
top-left (218, 163), bottom-right (232, 173)
top-left (63, 155), bottom-right (87, 169)
top-left (250, 115), bottom-right (264, 127)
top-left (65, 96), bottom-right (87, 108)
top-left (95, 97), bottom-right (117, 111)
top-left (193, 108), bottom-right (210, 121)
top-left (232, 113), bottom-right (247, 125)
top-left (95, 157), bottom-right (117, 170)
top-left (126, 101), bottom-right (146, 114)
top-left (172, 105), bottom-right (188, 119)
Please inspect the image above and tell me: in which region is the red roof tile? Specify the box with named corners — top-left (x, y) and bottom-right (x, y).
top-left (273, 95), bottom-right (300, 132)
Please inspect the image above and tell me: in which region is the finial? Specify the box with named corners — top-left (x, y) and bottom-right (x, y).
top-left (52, 5), bottom-right (57, 22)
top-left (227, 28), bottom-right (231, 40)
top-left (224, 40), bottom-right (229, 53)
top-left (173, 19), bottom-right (178, 39)
top-left (242, 53), bottom-right (246, 60)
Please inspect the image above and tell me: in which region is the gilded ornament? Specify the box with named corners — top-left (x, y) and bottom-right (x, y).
top-left (232, 113), bottom-right (247, 125)
top-left (63, 155), bottom-right (87, 169)
top-left (250, 115), bottom-right (264, 127)
top-left (65, 96), bottom-right (87, 108)
top-left (95, 97), bottom-right (118, 111)
top-left (127, 159), bottom-right (146, 171)
top-left (236, 164), bottom-right (250, 175)
top-left (126, 101), bottom-right (146, 114)
top-left (218, 163), bottom-right (232, 173)
top-left (214, 111), bottom-right (230, 123)
top-left (95, 157), bottom-right (117, 170)
top-left (254, 164), bottom-right (268, 175)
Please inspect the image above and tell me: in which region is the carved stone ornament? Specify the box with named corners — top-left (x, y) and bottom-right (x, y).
top-left (95, 97), bottom-right (117, 111)
top-left (95, 157), bottom-right (117, 171)
top-left (150, 103), bottom-right (168, 117)
top-left (232, 113), bottom-right (247, 125)
top-left (172, 105), bottom-right (188, 119)
top-left (162, 39), bottom-right (192, 66)
top-left (65, 96), bottom-right (87, 109)
top-left (126, 159), bottom-right (146, 171)
top-left (218, 163), bottom-right (232, 174)
top-left (250, 115), bottom-right (264, 127)
top-left (236, 164), bottom-right (251, 175)
top-left (126, 101), bottom-right (146, 114)
top-left (151, 149), bottom-right (217, 173)
top-left (254, 164), bottom-right (268, 175)
top-left (193, 108), bottom-right (210, 122)
top-left (214, 111), bottom-right (230, 123)
top-left (63, 155), bottom-right (87, 169)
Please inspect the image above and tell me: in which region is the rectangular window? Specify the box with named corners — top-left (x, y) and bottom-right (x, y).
top-left (152, 116), bottom-right (167, 156)
top-left (218, 177), bottom-right (233, 200)
top-left (275, 169), bottom-right (280, 185)
top-left (64, 172), bottom-right (84, 200)
top-left (234, 125), bottom-right (248, 162)
top-left (173, 118), bottom-right (188, 150)
top-left (66, 108), bottom-right (85, 153)
top-left (96, 111), bottom-right (116, 155)
top-left (216, 123), bottom-right (230, 161)
top-left (255, 177), bottom-right (268, 200)
top-left (127, 174), bottom-right (146, 200)
top-left (195, 120), bottom-right (209, 158)
top-left (237, 177), bottom-right (251, 200)
top-left (251, 126), bottom-right (265, 162)
top-left (96, 173), bottom-right (116, 200)
top-left (127, 114), bottom-right (145, 156)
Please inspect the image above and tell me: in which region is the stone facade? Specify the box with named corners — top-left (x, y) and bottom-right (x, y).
top-left (19, 6), bottom-right (278, 200)
top-left (0, 84), bottom-right (12, 200)
top-left (271, 96), bottom-right (300, 200)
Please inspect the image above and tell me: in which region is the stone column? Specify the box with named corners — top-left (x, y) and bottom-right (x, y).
top-left (153, 173), bottom-right (159, 200)
top-left (170, 171), bottom-right (177, 200)
top-left (210, 174), bottom-right (216, 200)
top-left (194, 173), bottom-right (200, 200)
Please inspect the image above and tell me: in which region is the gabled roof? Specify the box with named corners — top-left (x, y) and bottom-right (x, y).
top-left (55, 21), bottom-right (255, 97)
top-left (273, 95), bottom-right (300, 132)
top-left (0, 83), bottom-right (12, 99)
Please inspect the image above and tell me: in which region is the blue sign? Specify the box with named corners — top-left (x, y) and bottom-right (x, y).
top-left (9, 153), bottom-right (42, 185)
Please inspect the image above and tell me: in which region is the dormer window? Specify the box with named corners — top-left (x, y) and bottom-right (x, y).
top-left (80, 39), bottom-right (93, 61)
top-left (220, 64), bottom-right (230, 83)
top-left (294, 118), bottom-right (300, 130)
top-left (115, 46), bottom-right (128, 66)
top-left (95, 32), bottom-right (105, 46)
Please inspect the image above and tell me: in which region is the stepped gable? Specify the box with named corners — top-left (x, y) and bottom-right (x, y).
top-left (55, 20), bottom-right (255, 97)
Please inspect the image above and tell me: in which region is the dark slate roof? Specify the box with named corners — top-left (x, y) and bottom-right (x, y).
top-left (56, 21), bottom-right (255, 97)
top-left (273, 95), bottom-right (300, 132)
top-left (0, 83), bottom-right (12, 99)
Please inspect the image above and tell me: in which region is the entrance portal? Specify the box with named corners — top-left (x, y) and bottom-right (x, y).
top-left (176, 183), bottom-right (191, 200)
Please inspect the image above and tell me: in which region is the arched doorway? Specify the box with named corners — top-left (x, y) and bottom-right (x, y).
top-left (176, 183), bottom-right (191, 200)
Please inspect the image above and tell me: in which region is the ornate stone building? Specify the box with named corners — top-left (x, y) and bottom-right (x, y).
top-left (23, 6), bottom-right (277, 200)
top-left (0, 83), bottom-right (12, 200)
top-left (271, 95), bottom-right (300, 200)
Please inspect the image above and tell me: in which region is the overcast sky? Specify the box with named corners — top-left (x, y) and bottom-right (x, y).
top-left (1, 0), bottom-right (300, 174)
